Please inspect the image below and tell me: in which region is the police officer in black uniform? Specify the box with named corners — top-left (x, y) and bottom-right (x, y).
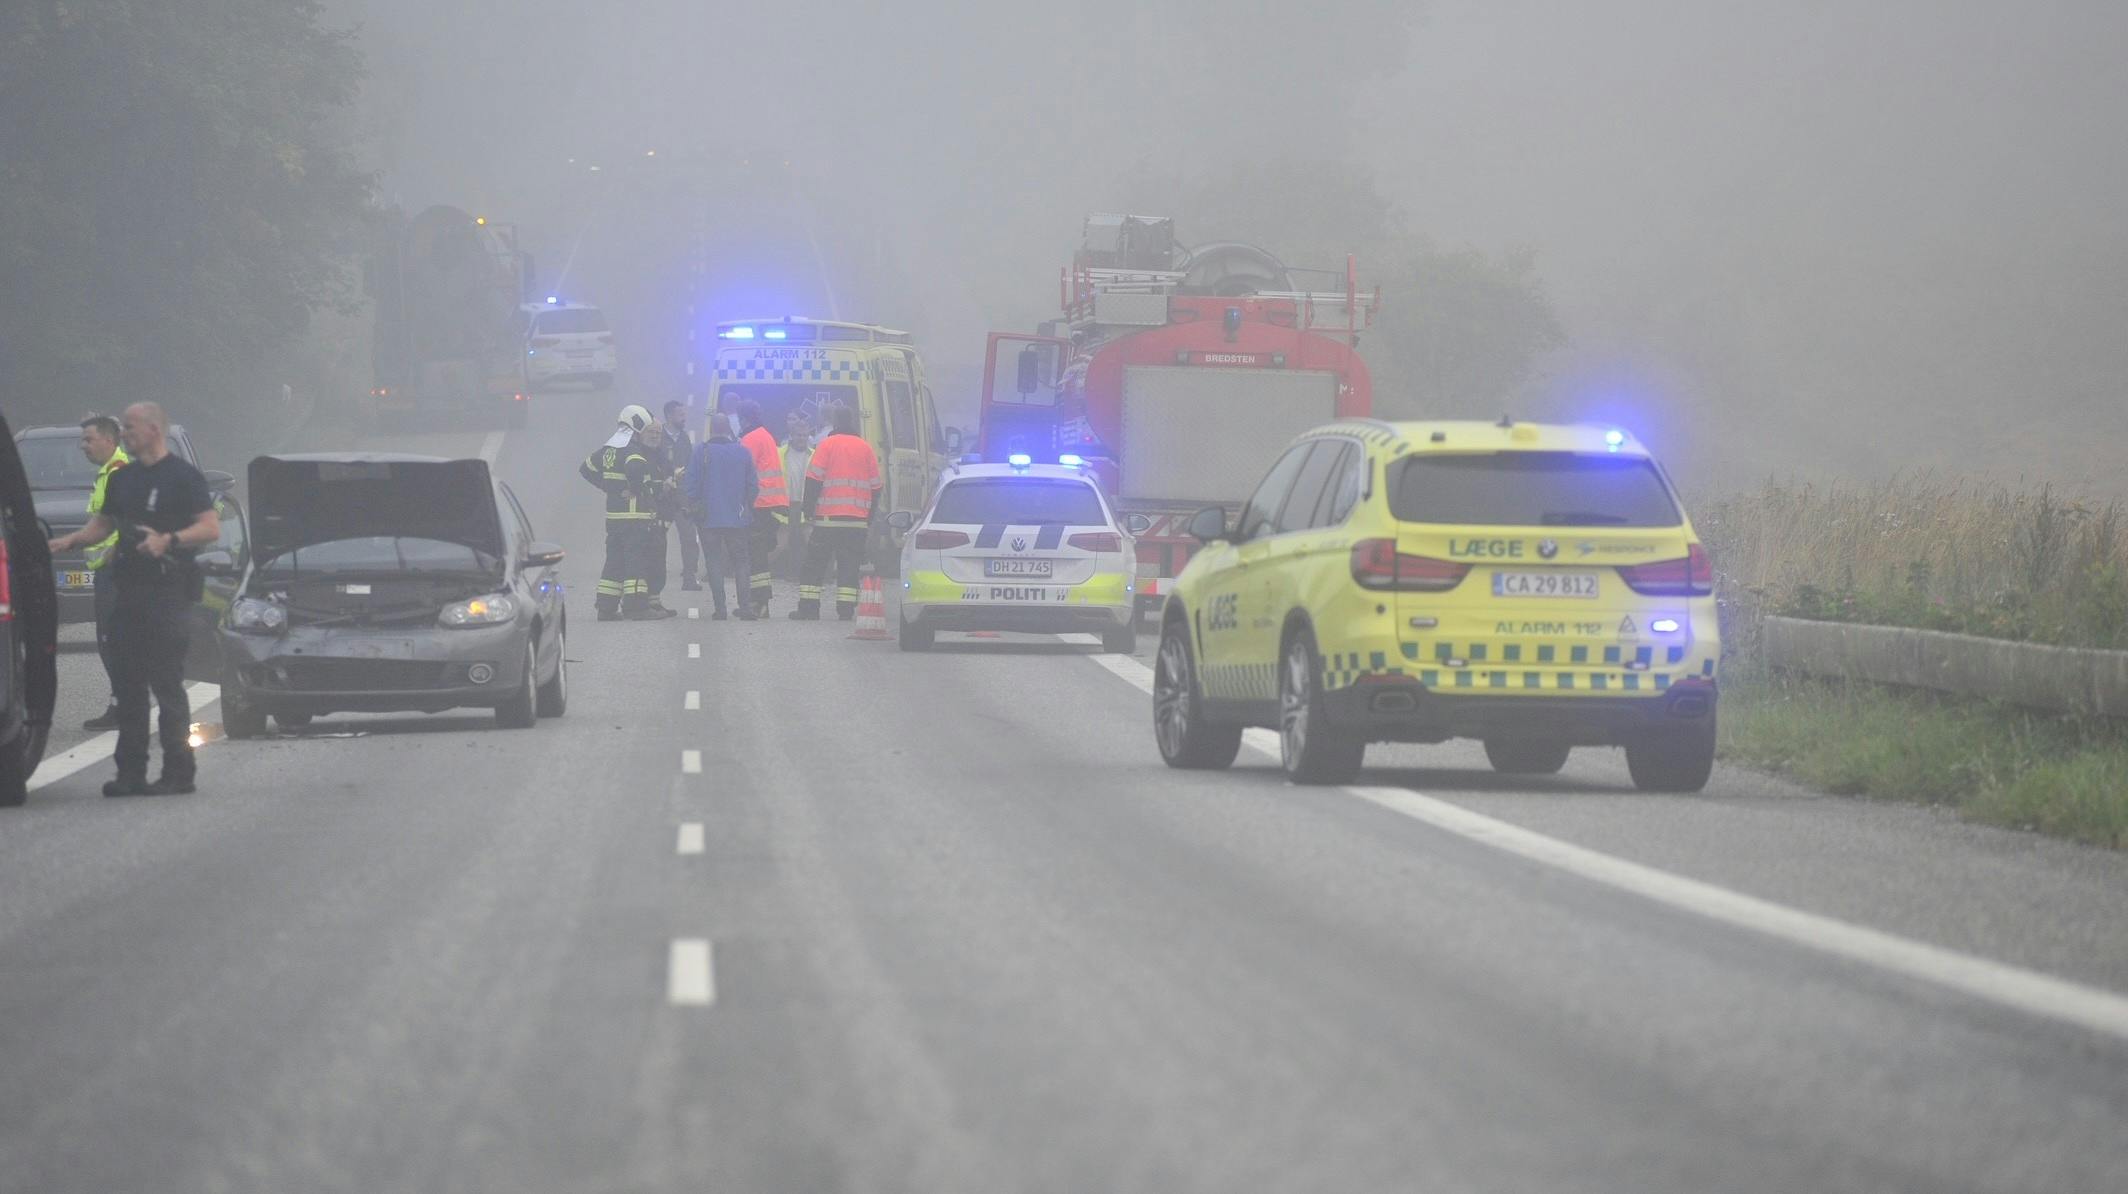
top-left (74, 402), bottom-right (219, 796)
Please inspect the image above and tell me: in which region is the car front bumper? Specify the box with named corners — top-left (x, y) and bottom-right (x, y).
top-left (218, 621), bottom-right (531, 715)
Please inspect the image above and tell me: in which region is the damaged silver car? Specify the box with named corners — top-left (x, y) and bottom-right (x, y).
top-left (212, 454), bottom-right (568, 736)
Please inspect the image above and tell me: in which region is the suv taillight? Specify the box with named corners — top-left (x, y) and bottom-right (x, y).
top-left (1617, 543), bottom-right (1714, 596)
top-left (1067, 532), bottom-right (1121, 553)
top-left (0, 536), bottom-right (12, 620)
top-left (911, 529), bottom-right (970, 549)
top-left (1349, 539), bottom-right (1470, 592)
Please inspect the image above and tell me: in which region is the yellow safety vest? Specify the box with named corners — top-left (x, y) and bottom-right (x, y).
top-left (85, 447), bottom-right (130, 570)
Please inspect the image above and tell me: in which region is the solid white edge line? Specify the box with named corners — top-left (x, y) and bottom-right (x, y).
top-left (29, 681), bottom-right (220, 792)
top-left (477, 430), bottom-right (506, 465)
top-left (677, 823), bottom-right (704, 855)
top-left (684, 690), bottom-right (701, 711)
top-left (681, 750), bottom-right (702, 775)
top-left (1085, 650), bottom-right (2128, 1043)
top-left (668, 939), bottom-right (714, 1006)
top-left (687, 643), bottom-right (701, 659)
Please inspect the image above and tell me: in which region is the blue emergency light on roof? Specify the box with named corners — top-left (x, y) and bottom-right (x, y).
top-left (721, 326), bottom-right (755, 340)
top-left (763, 328), bottom-right (787, 340)
top-left (1007, 453), bottom-right (1033, 469)
top-left (1605, 429), bottom-right (1626, 451)
top-left (1651, 618), bottom-right (1681, 634)
top-left (1058, 453), bottom-right (1084, 467)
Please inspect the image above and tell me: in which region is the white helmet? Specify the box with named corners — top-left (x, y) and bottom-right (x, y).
top-left (616, 404), bottom-right (654, 434)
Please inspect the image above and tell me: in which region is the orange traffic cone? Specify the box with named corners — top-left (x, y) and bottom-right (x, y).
top-left (849, 575), bottom-right (893, 641)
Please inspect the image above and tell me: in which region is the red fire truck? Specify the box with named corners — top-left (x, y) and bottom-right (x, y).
top-left (976, 214), bottom-right (1378, 623)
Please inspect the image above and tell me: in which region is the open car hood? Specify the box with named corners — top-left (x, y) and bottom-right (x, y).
top-left (249, 454), bottom-right (505, 564)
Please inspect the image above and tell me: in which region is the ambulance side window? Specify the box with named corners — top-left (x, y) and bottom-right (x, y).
top-left (884, 378), bottom-right (917, 450)
top-left (1274, 441), bottom-right (1344, 535)
top-left (1237, 444), bottom-right (1312, 542)
top-left (1310, 444), bottom-right (1362, 528)
top-left (921, 386), bottom-right (946, 454)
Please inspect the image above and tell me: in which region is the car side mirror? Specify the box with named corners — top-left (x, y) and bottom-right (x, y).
top-left (203, 469), bottom-right (236, 495)
top-left (885, 510), bottom-right (915, 532)
top-left (1121, 513), bottom-right (1153, 536)
top-left (520, 540), bottom-right (565, 569)
top-left (197, 548), bottom-right (239, 578)
top-left (1186, 506), bottom-right (1229, 544)
top-left (942, 426), bottom-right (963, 454)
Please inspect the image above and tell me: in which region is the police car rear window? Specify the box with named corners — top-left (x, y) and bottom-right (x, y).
top-left (1389, 453), bottom-right (1681, 528)
top-left (534, 308), bottom-right (608, 334)
top-left (931, 479), bottom-right (1105, 526)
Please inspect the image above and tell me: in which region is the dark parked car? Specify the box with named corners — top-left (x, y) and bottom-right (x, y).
top-left (18, 422), bottom-right (237, 624)
top-left (0, 410), bottom-right (59, 806)
top-left (212, 454), bottom-right (568, 735)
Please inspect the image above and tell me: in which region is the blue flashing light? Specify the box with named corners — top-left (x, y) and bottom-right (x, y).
top-left (763, 328), bottom-right (787, 340)
top-left (545, 295), bottom-right (559, 305)
top-left (1604, 428), bottom-right (1626, 451)
top-left (1651, 618), bottom-right (1681, 634)
top-left (721, 326), bottom-right (755, 340)
top-left (1007, 453), bottom-right (1033, 469)
top-left (1058, 453), bottom-right (1084, 467)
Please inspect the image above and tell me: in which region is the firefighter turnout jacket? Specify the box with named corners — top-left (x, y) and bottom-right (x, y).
top-left (581, 437), bottom-right (659, 520)
top-left (804, 432), bottom-right (883, 527)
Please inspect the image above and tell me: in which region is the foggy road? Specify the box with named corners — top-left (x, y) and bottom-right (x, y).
top-left (2, 400), bottom-right (2124, 1194)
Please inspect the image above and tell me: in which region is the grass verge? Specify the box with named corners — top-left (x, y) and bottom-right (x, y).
top-left (1718, 673), bottom-right (2128, 849)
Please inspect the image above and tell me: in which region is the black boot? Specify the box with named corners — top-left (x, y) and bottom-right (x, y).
top-left (103, 774), bottom-right (151, 798)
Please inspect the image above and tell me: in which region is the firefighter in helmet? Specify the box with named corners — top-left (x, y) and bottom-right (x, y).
top-left (580, 404), bottom-right (677, 621)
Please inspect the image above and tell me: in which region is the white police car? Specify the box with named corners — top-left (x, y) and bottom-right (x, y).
top-left (889, 456), bottom-right (1148, 653)
top-left (520, 300), bottom-right (615, 391)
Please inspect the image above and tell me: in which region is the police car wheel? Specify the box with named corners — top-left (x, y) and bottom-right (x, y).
top-left (273, 712), bottom-right (314, 731)
top-left (1625, 721), bottom-right (1717, 793)
top-left (1154, 618), bottom-right (1241, 770)
top-left (898, 616), bottom-right (933, 652)
top-left (0, 734), bottom-right (27, 808)
top-left (1483, 738), bottom-right (1571, 775)
top-left (1279, 627), bottom-right (1365, 786)
top-left (222, 690), bottom-right (268, 740)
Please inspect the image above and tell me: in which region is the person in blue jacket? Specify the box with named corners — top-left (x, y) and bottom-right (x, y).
top-left (686, 412), bottom-right (761, 620)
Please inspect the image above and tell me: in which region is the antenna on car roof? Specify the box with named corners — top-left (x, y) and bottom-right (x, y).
top-left (1496, 413), bottom-right (1515, 428)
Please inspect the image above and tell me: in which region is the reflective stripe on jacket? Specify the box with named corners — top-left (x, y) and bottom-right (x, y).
top-left (805, 433), bottom-right (883, 526)
top-left (580, 441), bottom-right (657, 520)
top-left (741, 426), bottom-right (789, 509)
top-left (85, 447), bottom-right (130, 570)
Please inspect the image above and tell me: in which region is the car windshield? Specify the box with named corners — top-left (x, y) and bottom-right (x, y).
top-left (930, 478), bottom-right (1106, 525)
top-left (17, 437), bottom-right (101, 489)
top-left (1389, 452), bottom-right (1682, 528)
top-left (254, 536), bottom-right (501, 575)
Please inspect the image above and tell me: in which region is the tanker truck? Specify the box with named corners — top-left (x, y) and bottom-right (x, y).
top-left (367, 205), bottom-right (536, 429)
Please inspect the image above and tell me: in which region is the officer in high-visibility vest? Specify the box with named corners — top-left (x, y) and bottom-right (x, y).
top-left (579, 405), bottom-right (676, 621)
top-left (734, 398), bottom-right (789, 617)
top-left (46, 414), bottom-right (129, 729)
top-left (789, 403), bottom-right (882, 621)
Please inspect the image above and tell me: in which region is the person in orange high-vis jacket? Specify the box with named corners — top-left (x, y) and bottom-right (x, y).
top-left (734, 398), bottom-right (788, 616)
top-left (788, 403), bottom-right (881, 621)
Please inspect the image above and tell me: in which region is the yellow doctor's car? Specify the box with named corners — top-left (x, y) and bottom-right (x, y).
top-left (1153, 419), bottom-right (1720, 790)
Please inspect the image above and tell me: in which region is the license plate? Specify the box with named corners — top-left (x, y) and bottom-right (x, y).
top-left (1492, 571), bottom-right (1599, 598)
top-left (61, 570), bottom-right (93, 589)
top-left (320, 638), bottom-right (417, 660)
top-left (986, 558), bottom-right (1053, 577)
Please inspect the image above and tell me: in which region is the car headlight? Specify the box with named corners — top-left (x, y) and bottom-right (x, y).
top-left (229, 597), bottom-right (287, 634)
top-left (439, 592), bottom-right (519, 627)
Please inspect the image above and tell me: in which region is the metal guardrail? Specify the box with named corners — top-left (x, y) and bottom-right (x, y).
top-left (1761, 615), bottom-right (2128, 719)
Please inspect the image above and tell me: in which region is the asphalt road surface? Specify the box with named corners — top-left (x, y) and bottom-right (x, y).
top-left (3, 395), bottom-right (2125, 1194)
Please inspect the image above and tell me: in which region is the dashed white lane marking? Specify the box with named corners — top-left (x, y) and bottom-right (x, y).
top-left (687, 643), bottom-right (701, 659)
top-left (477, 430), bottom-right (506, 465)
top-left (688, 607), bottom-right (700, 620)
top-left (681, 750), bottom-right (702, 775)
top-left (677, 823), bottom-right (704, 855)
top-left (668, 939), bottom-right (715, 1006)
top-left (30, 682), bottom-right (220, 792)
top-left (684, 690), bottom-right (701, 711)
top-left (1086, 650), bottom-right (2128, 1044)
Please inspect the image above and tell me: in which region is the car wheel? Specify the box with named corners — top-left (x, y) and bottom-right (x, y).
top-left (1102, 622), bottom-right (1137, 654)
top-left (536, 618), bottom-right (569, 717)
top-left (898, 615), bottom-right (933, 652)
top-left (273, 712), bottom-right (314, 731)
top-left (0, 732), bottom-right (27, 808)
top-left (1279, 626), bottom-right (1364, 785)
top-left (1625, 720), bottom-right (1717, 793)
top-left (1484, 738), bottom-right (1571, 775)
top-left (496, 641), bottom-right (538, 729)
top-left (221, 678), bottom-right (269, 739)
top-left (1153, 617), bottom-right (1241, 770)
